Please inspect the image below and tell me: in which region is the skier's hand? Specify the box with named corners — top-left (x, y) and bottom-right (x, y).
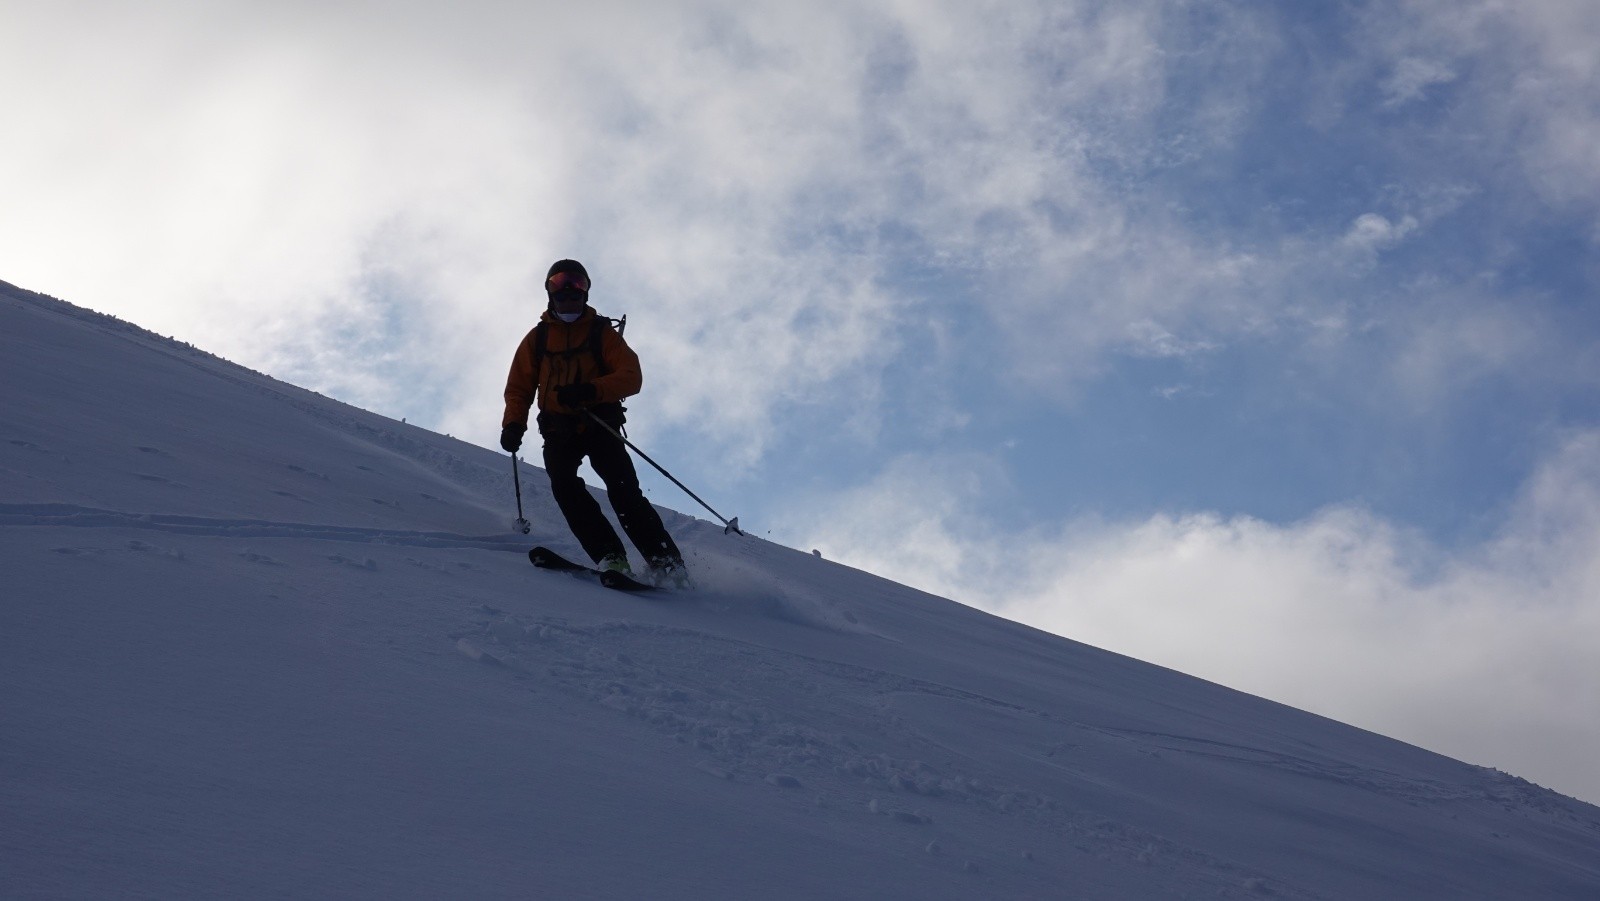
top-left (555, 382), bottom-right (598, 409)
top-left (500, 422), bottom-right (527, 453)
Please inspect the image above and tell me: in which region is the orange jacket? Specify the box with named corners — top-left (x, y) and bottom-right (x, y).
top-left (502, 308), bottom-right (643, 427)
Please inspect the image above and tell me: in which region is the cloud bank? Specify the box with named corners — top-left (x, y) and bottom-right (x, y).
top-left (5, 3), bottom-right (1596, 447)
top-left (795, 430), bottom-right (1600, 803)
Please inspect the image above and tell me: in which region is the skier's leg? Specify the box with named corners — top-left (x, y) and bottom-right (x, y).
top-left (541, 419), bottom-right (626, 564)
top-left (586, 426), bottom-right (684, 568)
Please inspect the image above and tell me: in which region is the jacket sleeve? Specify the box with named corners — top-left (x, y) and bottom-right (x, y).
top-left (592, 326), bottom-right (643, 403)
top-left (501, 332), bottom-right (538, 427)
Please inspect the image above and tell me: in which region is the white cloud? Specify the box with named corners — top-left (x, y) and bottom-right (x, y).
top-left (1388, 301), bottom-right (1546, 406)
top-left (1381, 57), bottom-right (1456, 107)
top-left (4, 0), bottom-right (1595, 460)
top-left (1342, 213), bottom-right (1419, 253)
top-left (792, 431), bottom-right (1600, 804)
top-left (1, 2), bottom-right (579, 436)
top-left (0, 1), bottom-right (1296, 451)
top-left (1353, 0), bottom-right (1600, 220)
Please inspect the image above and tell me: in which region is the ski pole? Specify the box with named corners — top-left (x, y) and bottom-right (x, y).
top-left (511, 453), bottom-right (531, 534)
top-left (585, 411), bottom-right (744, 536)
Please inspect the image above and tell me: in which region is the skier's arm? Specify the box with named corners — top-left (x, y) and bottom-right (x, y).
top-left (591, 328), bottom-right (643, 403)
top-left (502, 333), bottom-right (538, 427)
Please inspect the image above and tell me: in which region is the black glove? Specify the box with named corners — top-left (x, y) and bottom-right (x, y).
top-left (555, 382), bottom-right (598, 409)
top-left (500, 422), bottom-right (527, 453)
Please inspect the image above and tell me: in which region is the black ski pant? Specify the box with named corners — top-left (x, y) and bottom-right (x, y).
top-left (539, 413), bottom-right (682, 568)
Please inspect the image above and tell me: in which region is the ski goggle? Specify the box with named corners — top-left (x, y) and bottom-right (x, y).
top-left (545, 272), bottom-right (590, 293)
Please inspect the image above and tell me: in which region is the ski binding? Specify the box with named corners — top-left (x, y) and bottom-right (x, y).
top-left (528, 546), bottom-right (657, 592)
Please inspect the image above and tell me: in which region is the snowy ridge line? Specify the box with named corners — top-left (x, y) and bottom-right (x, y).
top-left (11, 285), bottom-right (329, 419)
top-left (9, 286), bottom-right (516, 506)
top-left (0, 503), bottom-right (526, 552)
top-left (1088, 726), bottom-right (1597, 814)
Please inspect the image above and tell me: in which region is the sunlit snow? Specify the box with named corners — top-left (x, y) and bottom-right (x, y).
top-left (4, 280), bottom-right (1598, 899)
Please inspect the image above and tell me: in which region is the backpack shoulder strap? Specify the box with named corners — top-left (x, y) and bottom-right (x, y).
top-left (531, 321), bottom-right (547, 394)
top-left (588, 316), bottom-right (614, 375)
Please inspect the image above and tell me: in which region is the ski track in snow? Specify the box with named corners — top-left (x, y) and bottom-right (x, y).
top-left (455, 599), bottom-right (1597, 899)
top-left (0, 503), bottom-right (529, 553)
top-left (453, 610), bottom-right (1321, 898)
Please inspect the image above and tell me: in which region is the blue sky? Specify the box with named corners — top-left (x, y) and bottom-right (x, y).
top-left (5, 1), bottom-right (1599, 801)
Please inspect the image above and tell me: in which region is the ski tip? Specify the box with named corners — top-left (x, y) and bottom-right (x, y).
top-left (724, 516), bottom-right (743, 536)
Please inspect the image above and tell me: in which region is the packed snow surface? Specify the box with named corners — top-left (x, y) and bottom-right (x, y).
top-left (3, 281), bottom-right (1599, 899)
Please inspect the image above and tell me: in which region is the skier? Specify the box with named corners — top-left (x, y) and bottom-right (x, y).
top-left (500, 259), bottom-right (688, 586)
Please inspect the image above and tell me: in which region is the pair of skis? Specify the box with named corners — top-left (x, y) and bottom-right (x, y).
top-left (527, 546), bottom-right (660, 593)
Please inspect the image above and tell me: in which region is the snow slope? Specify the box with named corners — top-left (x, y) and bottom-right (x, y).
top-left (3, 280), bottom-right (1598, 900)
